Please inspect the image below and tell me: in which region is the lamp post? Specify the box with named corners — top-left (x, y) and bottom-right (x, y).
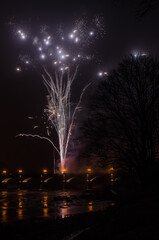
top-left (18, 169), bottom-right (23, 188)
top-left (40, 169), bottom-right (48, 190)
top-left (86, 168), bottom-right (92, 189)
top-left (61, 168), bottom-right (67, 183)
top-left (2, 170), bottom-right (7, 185)
top-left (109, 167), bottom-right (114, 187)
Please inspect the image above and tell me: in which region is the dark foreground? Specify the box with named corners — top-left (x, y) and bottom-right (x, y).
top-left (74, 192), bottom-right (159, 240)
top-left (1, 189), bottom-right (159, 240)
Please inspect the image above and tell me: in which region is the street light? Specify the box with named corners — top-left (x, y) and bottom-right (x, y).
top-left (40, 169), bottom-right (48, 188)
top-left (87, 168), bottom-right (92, 173)
top-left (2, 170), bottom-right (7, 175)
top-left (43, 169), bottom-right (48, 174)
top-left (109, 167), bottom-right (114, 183)
top-left (18, 169), bottom-right (23, 185)
top-left (61, 169), bottom-right (67, 183)
top-left (86, 168), bottom-right (92, 188)
top-left (61, 168), bottom-right (67, 174)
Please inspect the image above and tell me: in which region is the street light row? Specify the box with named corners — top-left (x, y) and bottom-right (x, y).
top-left (1, 170), bottom-right (23, 175)
top-left (1, 168), bottom-right (91, 175)
top-left (1, 168), bottom-right (114, 175)
top-left (1, 169), bottom-right (46, 175)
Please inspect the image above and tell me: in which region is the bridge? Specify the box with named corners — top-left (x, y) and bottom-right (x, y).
top-left (0, 172), bottom-right (114, 190)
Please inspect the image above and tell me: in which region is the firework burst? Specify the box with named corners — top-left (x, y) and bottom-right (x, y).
top-left (14, 17), bottom-right (105, 171)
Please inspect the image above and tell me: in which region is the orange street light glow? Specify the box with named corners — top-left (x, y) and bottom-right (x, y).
top-left (43, 169), bottom-right (48, 174)
top-left (61, 168), bottom-right (67, 174)
top-left (2, 170), bottom-right (7, 174)
top-left (87, 168), bottom-right (92, 173)
top-left (18, 169), bottom-right (23, 174)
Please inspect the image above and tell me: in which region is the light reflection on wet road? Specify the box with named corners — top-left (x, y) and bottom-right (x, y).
top-left (0, 190), bottom-right (113, 223)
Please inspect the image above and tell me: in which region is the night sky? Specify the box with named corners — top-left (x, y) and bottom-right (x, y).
top-left (0, 0), bottom-right (159, 173)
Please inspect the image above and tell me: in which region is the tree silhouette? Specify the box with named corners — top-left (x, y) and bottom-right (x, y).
top-left (81, 55), bottom-right (159, 183)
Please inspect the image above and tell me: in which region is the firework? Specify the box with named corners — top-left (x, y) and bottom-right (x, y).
top-left (98, 71), bottom-right (108, 77)
top-left (14, 18), bottom-right (104, 171)
top-left (132, 51), bottom-right (148, 58)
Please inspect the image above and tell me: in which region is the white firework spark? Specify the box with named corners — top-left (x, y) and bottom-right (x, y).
top-left (16, 134), bottom-right (60, 155)
top-left (14, 18), bottom-right (104, 171)
top-left (98, 71), bottom-right (108, 77)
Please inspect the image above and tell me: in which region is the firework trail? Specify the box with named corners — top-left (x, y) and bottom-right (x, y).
top-left (16, 133), bottom-right (60, 155)
top-left (14, 17), bottom-right (105, 171)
